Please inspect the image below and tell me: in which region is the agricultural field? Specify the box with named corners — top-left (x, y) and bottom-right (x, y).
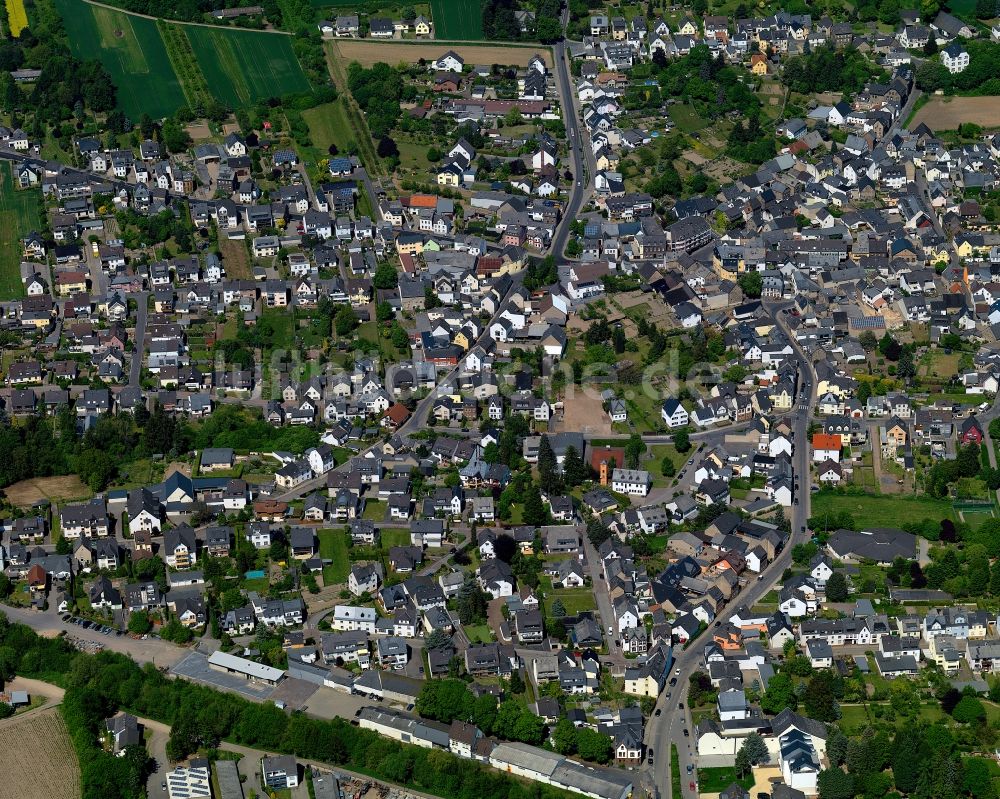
top-left (53, 0), bottom-right (186, 119)
top-left (911, 96), bottom-right (1000, 131)
top-left (331, 39), bottom-right (547, 66)
top-left (430, 0), bottom-right (482, 39)
top-left (0, 707), bottom-right (80, 799)
top-left (0, 163), bottom-right (39, 300)
top-left (6, 0), bottom-right (28, 35)
top-left (185, 26), bottom-right (310, 108)
top-left (159, 22), bottom-right (214, 109)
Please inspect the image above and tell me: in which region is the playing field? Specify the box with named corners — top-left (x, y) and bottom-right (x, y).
top-left (811, 491), bottom-right (958, 527)
top-left (0, 162), bottom-right (37, 300)
top-left (185, 26), bottom-right (310, 107)
top-left (429, 0), bottom-right (483, 39)
top-left (53, 0), bottom-right (186, 118)
top-left (6, 0), bottom-right (28, 35)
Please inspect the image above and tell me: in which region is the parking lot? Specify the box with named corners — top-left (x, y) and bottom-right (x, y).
top-left (171, 651), bottom-right (277, 701)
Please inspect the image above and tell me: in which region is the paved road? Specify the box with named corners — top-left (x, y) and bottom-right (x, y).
top-left (643, 301), bottom-right (816, 799)
top-left (550, 37), bottom-right (590, 264)
top-left (129, 291), bottom-right (149, 388)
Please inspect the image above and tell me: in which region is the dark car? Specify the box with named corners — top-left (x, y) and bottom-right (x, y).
top-left (683, 728), bottom-right (689, 737)
top-left (669, 677), bottom-right (677, 686)
top-left (655, 709), bottom-right (662, 717)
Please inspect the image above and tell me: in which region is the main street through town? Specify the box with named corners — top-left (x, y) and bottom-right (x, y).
top-left (642, 300), bottom-right (816, 799)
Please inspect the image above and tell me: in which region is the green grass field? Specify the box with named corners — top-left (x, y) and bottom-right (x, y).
top-left (185, 26), bottom-right (310, 107)
top-left (429, 0), bottom-right (483, 39)
top-left (0, 163), bottom-right (38, 299)
top-left (811, 491), bottom-right (957, 527)
top-left (544, 587), bottom-right (596, 615)
top-left (53, 0), bottom-right (186, 119)
top-left (319, 529), bottom-right (351, 584)
top-left (697, 767), bottom-right (753, 793)
top-left (669, 103), bottom-right (709, 133)
top-left (302, 100), bottom-right (356, 155)
top-left (381, 528), bottom-right (411, 549)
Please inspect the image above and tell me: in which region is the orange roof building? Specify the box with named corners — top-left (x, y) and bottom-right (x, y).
top-left (812, 433), bottom-right (842, 451)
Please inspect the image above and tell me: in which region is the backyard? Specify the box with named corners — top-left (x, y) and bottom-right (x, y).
top-left (810, 490), bottom-right (958, 527)
top-left (0, 162), bottom-right (38, 299)
top-left (318, 529), bottom-right (350, 585)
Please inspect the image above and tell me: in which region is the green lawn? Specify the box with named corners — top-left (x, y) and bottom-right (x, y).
top-left (811, 491), bottom-right (958, 527)
top-left (185, 26), bottom-right (310, 107)
top-left (318, 528), bottom-right (351, 584)
top-left (669, 104), bottom-right (709, 133)
top-left (0, 163), bottom-right (38, 299)
top-left (429, 0), bottom-right (484, 38)
top-left (698, 767), bottom-right (753, 793)
top-left (53, 0), bottom-right (186, 118)
top-left (302, 100), bottom-right (357, 155)
top-left (381, 528), bottom-right (411, 549)
top-left (363, 500), bottom-right (386, 521)
top-left (545, 587), bottom-right (597, 615)
top-left (463, 623), bottom-right (493, 643)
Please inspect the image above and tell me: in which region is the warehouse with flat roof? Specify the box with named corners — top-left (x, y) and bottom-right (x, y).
top-left (208, 650), bottom-right (284, 684)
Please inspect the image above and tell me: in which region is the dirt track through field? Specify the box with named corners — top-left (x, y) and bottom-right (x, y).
top-left (332, 40), bottom-right (552, 67)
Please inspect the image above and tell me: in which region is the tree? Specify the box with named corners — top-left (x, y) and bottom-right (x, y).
top-left (522, 483), bottom-right (547, 526)
top-left (952, 695), bottom-right (986, 724)
top-left (897, 346), bottom-right (915, 381)
top-left (803, 672), bottom-right (839, 722)
top-left (426, 146), bottom-right (441, 162)
top-left (738, 271), bottom-right (763, 298)
top-left (817, 767), bottom-right (853, 799)
top-left (509, 670), bottom-right (525, 695)
top-left (377, 136), bottom-right (399, 158)
top-left (624, 433), bottom-right (645, 469)
top-left (825, 571), bottom-right (849, 602)
top-left (551, 599), bottom-right (566, 617)
top-left (425, 629), bottom-right (452, 650)
top-left (859, 330), bottom-right (878, 352)
top-left (661, 457), bottom-right (676, 478)
top-left (537, 435), bottom-right (562, 495)
top-left (563, 445), bottom-right (588, 487)
top-left (740, 732), bottom-right (769, 766)
top-left (552, 718), bottom-right (577, 754)
top-left (373, 263), bottom-right (399, 290)
top-left (673, 430), bottom-right (691, 452)
top-left (335, 304), bottom-right (358, 337)
top-left (127, 611), bottom-right (152, 635)
top-left (576, 729), bottom-right (613, 764)
top-left (761, 672), bottom-right (796, 714)
top-left (586, 517), bottom-right (612, 548)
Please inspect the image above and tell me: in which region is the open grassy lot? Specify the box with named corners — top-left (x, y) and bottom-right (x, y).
top-left (318, 528), bottom-right (351, 584)
top-left (302, 99), bottom-right (356, 155)
top-left (186, 26), bottom-right (310, 107)
top-left (0, 707), bottom-right (80, 799)
top-left (0, 162), bottom-right (37, 299)
top-left (669, 103), bottom-right (709, 133)
top-left (429, 0), bottom-right (483, 39)
top-left (811, 491), bottom-right (957, 527)
top-left (911, 96), bottom-right (1000, 131)
top-left (544, 587), bottom-right (597, 615)
top-left (6, 0), bottom-right (28, 35)
top-left (53, 0), bottom-right (186, 118)
top-left (4, 475), bottom-right (92, 507)
top-left (919, 349), bottom-right (961, 380)
top-left (219, 236), bottom-right (251, 279)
